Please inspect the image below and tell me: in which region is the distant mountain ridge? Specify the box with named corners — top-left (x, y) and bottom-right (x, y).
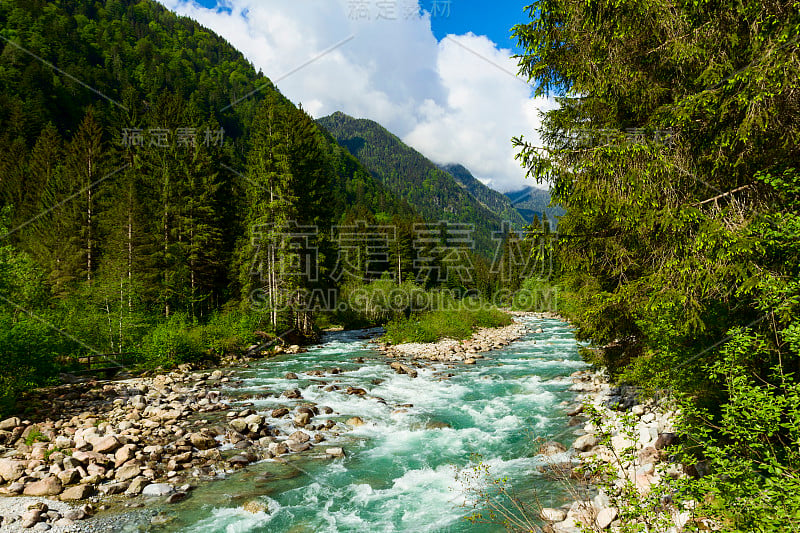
top-left (504, 186), bottom-right (564, 226)
top-left (440, 164), bottom-right (527, 229)
top-left (317, 112), bottom-right (507, 254)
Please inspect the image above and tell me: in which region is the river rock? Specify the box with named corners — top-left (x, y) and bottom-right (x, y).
top-left (326, 447), bottom-right (345, 458)
top-left (541, 508), bottom-right (567, 522)
top-left (286, 441), bottom-right (311, 453)
top-left (23, 476), bottom-right (62, 496)
top-left (389, 362), bottom-right (418, 378)
top-left (92, 436), bottom-right (121, 454)
top-left (282, 389), bottom-right (302, 399)
top-left (243, 500), bottom-right (268, 513)
top-left (539, 441), bottom-right (568, 456)
top-left (115, 462), bottom-right (141, 481)
top-left (566, 404), bottom-right (584, 416)
top-left (57, 469), bottom-right (80, 486)
top-left (125, 476), bottom-right (149, 496)
top-left (596, 507), bottom-right (618, 529)
top-left (190, 432), bottom-right (217, 450)
top-left (227, 455), bottom-right (251, 467)
top-left (167, 492), bottom-right (187, 504)
top-left (142, 483), bottom-right (174, 497)
top-left (293, 412), bottom-right (310, 427)
top-left (99, 481), bottom-right (130, 495)
top-left (288, 431), bottom-right (310, 443)
top-left (572, 434), bottom-right (598, 452)
top-left (114, 444), bottom-right (137, 467)
top-left (0, 458), bottom-right (27, 482)
top-left (0, 417), bottom-right (20, 431)
top-left (268, 442), bottom-right (288, 456)
top-left (271, 407), bottom-right (290, 418)
top-left (60, 484), bottom-right (94, 500)
top-left (229, 419), bottom-right (248, 433)
top-left (346, 417), bottom-right (365, 427)
top-left (345, 387), bottom-right (367, 396)
top-left (63, 508), bottom-right (86, 521)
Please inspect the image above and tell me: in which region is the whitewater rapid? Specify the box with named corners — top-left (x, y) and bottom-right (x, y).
top-left (157, 317), bottom-right (585, 532)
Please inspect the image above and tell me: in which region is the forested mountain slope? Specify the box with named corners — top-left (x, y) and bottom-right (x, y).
top-left (317, 112), bottom-right (507, 255)
top-left (440, 164), bottom-right (527, 229)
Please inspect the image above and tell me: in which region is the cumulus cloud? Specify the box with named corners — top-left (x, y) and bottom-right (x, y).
top-left (158, 0), bottom-right (554, 192)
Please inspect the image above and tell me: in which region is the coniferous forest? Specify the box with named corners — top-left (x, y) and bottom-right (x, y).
top-left (513, 0), bottom-right (800, 528)
top-left (0, 0), bottom-right (797, 530)
top-left (0, 0), bottom-right (546, 412)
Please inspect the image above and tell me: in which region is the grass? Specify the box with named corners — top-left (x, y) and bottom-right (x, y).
top-left (383, 306), bottom-right (512, 345)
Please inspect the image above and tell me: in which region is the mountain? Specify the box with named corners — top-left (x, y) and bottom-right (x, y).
top-left (503, 186), bottom-right (564, 226)
top-left (316, 112), bottom-right (507, 254)
top-left (440, 164), bottom-right (527, 228)
top-left (0, 0), bottom-right (418, 319)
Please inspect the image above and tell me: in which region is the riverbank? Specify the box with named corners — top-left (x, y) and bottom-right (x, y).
top-left (538, 370), bottom-right (688, 532)
top-left (0, 314), bottom-right (561, 530)
top-left (379, 311), bottom-right (563, 363)
top-left (0, 362), bottom-right (357, 530)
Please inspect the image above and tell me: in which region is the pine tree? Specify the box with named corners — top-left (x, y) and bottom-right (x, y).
top-left (65, 108), bottom-right (105, 284)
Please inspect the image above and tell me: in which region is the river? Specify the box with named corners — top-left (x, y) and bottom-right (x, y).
top-left (145, 316), bottom-right (585, 532)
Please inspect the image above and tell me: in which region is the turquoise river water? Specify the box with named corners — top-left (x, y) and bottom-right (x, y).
top-left (146, 316), bottom-right (586, 532)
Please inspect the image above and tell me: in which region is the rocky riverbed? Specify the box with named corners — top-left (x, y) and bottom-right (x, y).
top-left (0, 365), bottom-right (365, 530)
top-left (536, 370), bottom-right (692, 533)
top-left (379, 311), bottom-right (559, 363)
top-left (0, 312), bottom-right (562, 530)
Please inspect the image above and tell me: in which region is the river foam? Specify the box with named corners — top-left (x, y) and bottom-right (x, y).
top-left (169, 317), bottom-right (586, 533)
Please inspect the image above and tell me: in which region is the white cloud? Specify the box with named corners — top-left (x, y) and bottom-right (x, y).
top-left (158, 0), bottom-right (555, 192)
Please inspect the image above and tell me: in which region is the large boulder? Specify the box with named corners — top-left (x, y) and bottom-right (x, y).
top-left (60, 484), bottom-right (95, 501)
top-left (115, 462), bottom-right (142, 482)
top-left (572, 434), bottom-right (598, 452)
top-left (23, 475), bottom-right (62, 496)
top-left (0, 458), bottom-right (27, 482)
top-left (142, 483), bottom-right (174, 497)
top-left (288, 431), bottom-right (310, 444)
top-left (271, 408), bottom-right (290, 418)
top-left (92, 435), bottom-right (121, 454)
top-left (0, 417), bottom-right (20, 431)
top-left (189, 433), bottom-right (217, 451)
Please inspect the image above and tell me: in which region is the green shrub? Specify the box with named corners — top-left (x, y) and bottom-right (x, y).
top-left (383, 305), bottom-right (512, 345)
top-left (140, 313), bottom-right (206, 368)
top-left (0, 313), bottom-right (69, 415)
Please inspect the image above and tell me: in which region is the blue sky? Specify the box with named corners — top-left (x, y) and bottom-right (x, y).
top-left (163, 0), bottom-right (550, 191)
top-left (426, 1), bottom-right (529, 53)
top-left (193, 0), bottom-right (531, 52)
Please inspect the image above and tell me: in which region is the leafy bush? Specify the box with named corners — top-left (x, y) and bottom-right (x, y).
top-left (383, 304), bottom-right (512, 345)
top-left (199, 310), bottom-right (261, 355)
top-left (139, 313), bottom-right (206, 368)
top-left (512, 278), bottom-right (561, 313)
top-left (0, 313), bottom-right (68, 415)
